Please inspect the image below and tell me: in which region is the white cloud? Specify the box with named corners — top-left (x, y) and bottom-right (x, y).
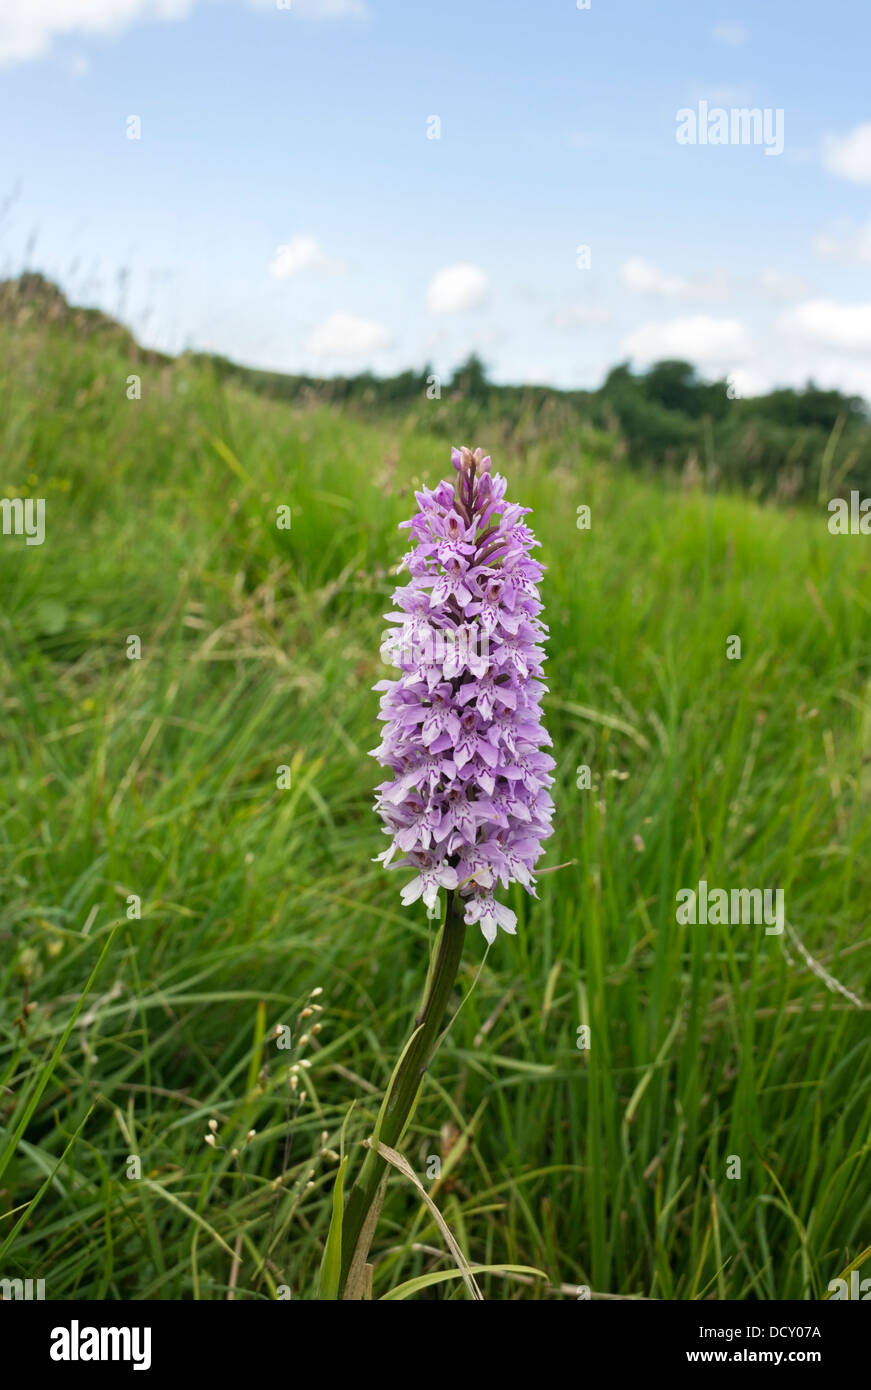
top-left (783, 299), bottom-right (871, 352)
top-left (306, 311), bottom-right (391, 357)
top-left (284, 0), bottom-right (368, 14)
top-left (814, 219), bottom-right (871, 266)
top-left (0, 0), bottom-right (368, 65)
top-left (712, 21), bottom-right (748, 45)
top-left (620, 256), bottom-right (729, 301)
top-left (802, 359), bottom-right (871, 400)
top-left (822, 123), bottom-right (871, 184)
top-left (756, 269), bottom-right (812, 302)
top-left (269, 236), bottom-right (345, 279)
top-left (249, 0), bottom-right (369, 13)
top-left (426, 264), bottom-right (489, 315)
top-left (622, 315), bottom-right (749, 365)
top-left (725, 365), bottom-right (765, 397)
top-left (621, 257), bottom-right (688, 297)
top-left (0, 0), bottom-right (187, 62)
top-left (726, 354), bottom-right (871, 402)
top-left (553, 304), bottom-right (610, 329)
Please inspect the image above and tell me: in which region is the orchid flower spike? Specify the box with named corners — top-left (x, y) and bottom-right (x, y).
top-left (371, 445), bottom-right (555, 944)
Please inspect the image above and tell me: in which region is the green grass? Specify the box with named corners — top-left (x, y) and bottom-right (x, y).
top-left (1, 319), bottom-right (870, 1301)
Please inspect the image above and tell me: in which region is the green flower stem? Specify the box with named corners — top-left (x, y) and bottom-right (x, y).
top-left (337, 888), bottom-right (466, 1296)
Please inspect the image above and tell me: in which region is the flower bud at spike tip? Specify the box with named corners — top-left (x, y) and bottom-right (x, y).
top-left (371, 445), bottom-right (555, 945)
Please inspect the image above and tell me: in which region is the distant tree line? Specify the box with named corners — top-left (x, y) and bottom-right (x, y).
top-left (195, 348), bottom-right (871, 504)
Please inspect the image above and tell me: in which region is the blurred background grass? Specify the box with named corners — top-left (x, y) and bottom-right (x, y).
top-left (1, 289), bottom-right (870, 1300)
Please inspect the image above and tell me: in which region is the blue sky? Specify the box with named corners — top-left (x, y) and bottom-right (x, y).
top-left (2, 0), bottom-right (871, 396)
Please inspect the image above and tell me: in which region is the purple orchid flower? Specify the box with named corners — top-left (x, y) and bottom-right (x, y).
top-left (371, 445), bottom-right (555, 945)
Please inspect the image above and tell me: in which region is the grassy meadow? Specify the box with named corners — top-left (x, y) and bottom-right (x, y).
top-left (1, 312), bottom-right (870, 1301)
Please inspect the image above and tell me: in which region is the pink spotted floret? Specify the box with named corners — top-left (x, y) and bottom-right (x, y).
top-left (371, 446), bottom-right (555, 944)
